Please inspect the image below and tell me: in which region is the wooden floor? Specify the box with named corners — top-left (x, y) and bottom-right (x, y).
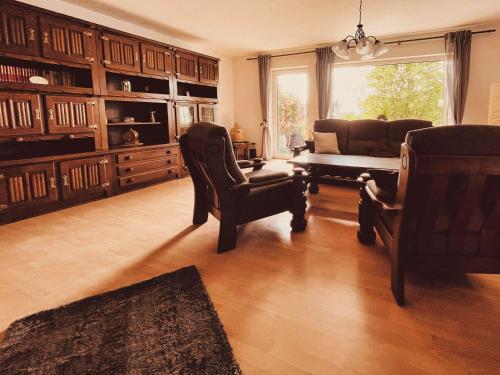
top-left (1, 162), bottom-right (499, 374)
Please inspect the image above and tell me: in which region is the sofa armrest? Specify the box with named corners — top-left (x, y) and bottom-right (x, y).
top-left (365, 180), bottom-right (403, 214)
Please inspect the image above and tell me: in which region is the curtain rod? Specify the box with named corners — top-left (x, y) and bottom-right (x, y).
top-left (246, 28), bottom-right (496, 61)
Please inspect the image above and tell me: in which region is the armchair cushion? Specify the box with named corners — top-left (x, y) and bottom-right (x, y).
top-left (366, 179), bottom-right (396, 205)
top-left (245, 169), bottom-right (289, 183)
top-left (367, 169), bottom-right (399, 193)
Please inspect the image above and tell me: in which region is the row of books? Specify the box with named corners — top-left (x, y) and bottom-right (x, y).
top-left (0, 64), bottom-right (76, 86)
top-left (0, 65), bottom-right (38, 83)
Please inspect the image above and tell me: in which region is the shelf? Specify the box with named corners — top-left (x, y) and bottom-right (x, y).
top-left (0, 81), bottom-right (93, 95)
top-left (106, 90), bottom-right (169, 100)
top-left (107, 121), bottom-right (162, 126)
top-left (175, 78), bottom-right (218, 87)
top-left (0, 51), bottom-right (93, 70)
top-left (105, 68), bottom-right (170, 81)
top-left (174, 95), bottom-right (217, 103)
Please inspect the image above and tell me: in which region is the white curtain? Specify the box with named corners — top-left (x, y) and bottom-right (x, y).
top-left (258, 55), bottom-right (272, 160)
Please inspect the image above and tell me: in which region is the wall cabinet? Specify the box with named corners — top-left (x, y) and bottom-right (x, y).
top-left (45, 95), bottom-right (98, 134)
top-left (39, 16), bottom-right (96, 64)
top-left (102, 33), bottom-right (141, 73)
top-left (198, 104), bottom-right (218, 123)
top-left (0, 5), bottom-right (38, 56)
top-left (0, 93), bottom-right (43, 137)
top-left (199, 58), bottom-right (218, 84)
top-left (141, 43), bottom-right (172, 77)
top-left (59, 156), bottom-right (109, 200)
top-left (175, 52), bottom-right (198, 82)
top-left (174, 102), bottom-right (198, 138)
top-left (0, 163), bottom-right (58, 213)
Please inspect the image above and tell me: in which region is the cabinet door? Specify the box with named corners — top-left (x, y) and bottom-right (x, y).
top-left (199, 58), bottom-right (219, 84)
top-left (141, 43), bottom-right (172, 77)
top-left (102, 33), bottom-right (141, 73)
top-left (0, 163), bottom-right (58, 213)
top-left (0, 5), bottom-right (38, 56)
top-left (39, 16), bottom-right (96, 65)
top-left (59, 157), bottom-right (109, 200)
top-left (0, 93), bottom-right (43, 137)
top-left (175, 102), bottom-right (198, 138)
top-left (198, 104), bottom-right (218, 123)
top-left (45, 95), bottom-right (98, 134)
top-left (174, 52), bottom-right (198, 82)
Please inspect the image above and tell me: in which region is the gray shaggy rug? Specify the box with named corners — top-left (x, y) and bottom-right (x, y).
top-left (0, 266), bottom-right (242, 374)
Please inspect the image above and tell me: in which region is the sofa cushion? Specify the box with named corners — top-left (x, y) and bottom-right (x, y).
top-left (407, 125), bottom-right (500, 155)
top-left (313, 132), bottom-right (341, 154)
top-left (347, 120), bottom-right (388, 155)
top-left (313, 119), bottom-right (349, 153)
top-left (388, 119), bottom-right (432, 156)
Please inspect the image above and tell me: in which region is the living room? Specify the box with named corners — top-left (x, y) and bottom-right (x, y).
top-left (0, 0), bottom-right (499, 373)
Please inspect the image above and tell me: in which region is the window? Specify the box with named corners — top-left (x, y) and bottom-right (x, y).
top-left (331, 60), bottom-right (445, 125)
top-left (273, 69), bottom-right (308, 157)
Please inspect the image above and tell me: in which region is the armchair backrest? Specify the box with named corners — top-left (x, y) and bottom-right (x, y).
top-left (394, 125), bottom-right (500, 266)
top-left (180, 122), bottom-right (246, 209)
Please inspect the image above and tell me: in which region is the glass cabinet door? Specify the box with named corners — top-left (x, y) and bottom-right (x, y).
top-left (175, 103), bottom-right (198, 136)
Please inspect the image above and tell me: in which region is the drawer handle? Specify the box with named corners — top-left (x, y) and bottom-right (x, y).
top-left (63, 175), bottom-right (69, 186)
top-left (49, 177), bottom-right (56, 189)
top-left (48, 108), bottom-right (55, 120)
top-left (29, 29), bottom-right (36, 41)
top-left (15, 137), bottom-right (24, 142)
top-left (127, 177), bottom-right (135, 184)
top-left (166, 150), bottom-right (171, 154)
top-left (125, 155), bottom-right (134, 161)
top-left (42, 31), bottom-right (49, 44)
top-left (126, 167), bottom-right (134, 173)
top-left (167, 160), bottom-right (172, 164)
top-left (168, 169), bottom-right (172, 174)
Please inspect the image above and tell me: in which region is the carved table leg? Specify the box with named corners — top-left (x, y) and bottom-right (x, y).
top-left (357, 173), bottom-right (376, 245)
top-left (308, 165), bottom-right (319, 194)
top-left (291, 168), bottom-right (307, 232)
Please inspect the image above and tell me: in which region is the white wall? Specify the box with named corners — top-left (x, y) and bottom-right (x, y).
top-left (20, 0), bottom-right (235, 127)
top-left (233, 24), bottom-right (500, 155)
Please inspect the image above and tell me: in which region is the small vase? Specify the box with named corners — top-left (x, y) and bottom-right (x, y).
top-left (230, 123), bottom-right (245, 142)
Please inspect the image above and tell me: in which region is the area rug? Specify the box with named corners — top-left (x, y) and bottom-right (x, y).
top-left (0, 266), bottom-right (242, 374)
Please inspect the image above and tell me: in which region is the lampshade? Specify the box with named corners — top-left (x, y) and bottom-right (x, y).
top-left (488, 83), bottom-right (500, 125)
top-left (355, 37), bottom-right (375, 55)
top-left (333, 40), bottom-right (350, 59)
top-left (373, 41), bottom-right (389, 57)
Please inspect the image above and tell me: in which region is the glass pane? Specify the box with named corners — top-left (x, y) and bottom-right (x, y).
top-left (179, 106), bottom-right (194, 135)
top-left (200, 107), bottom-right (215, 122)
top-left (276, 72), bottom-right (308, 156)
top-left (331, 61), bottom-right (445, 125)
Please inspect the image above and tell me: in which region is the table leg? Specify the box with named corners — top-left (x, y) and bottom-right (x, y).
top-left (357, 174), bottom-right (376, 245)
top-left (308, 166), bottom-right (319, 194)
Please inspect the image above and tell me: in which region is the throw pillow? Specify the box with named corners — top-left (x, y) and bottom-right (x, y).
top-left (367, 169), bottom-right (399, 193)
top-left (313, 132), bottom-right (341, 154)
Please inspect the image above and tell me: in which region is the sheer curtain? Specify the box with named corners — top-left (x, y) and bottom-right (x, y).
top-left (315, 47), bottom-right (335, 119)
top-left (258, 55), bottom-right (272, 160)
top-left (444, 30), bottom-right (472, 125)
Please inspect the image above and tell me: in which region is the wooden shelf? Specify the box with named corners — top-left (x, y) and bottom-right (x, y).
top-left (0, 51), bottom-right (93, 70)
top-left (0, 81), bottom-right (93, 95)
top-left (175, 78), bottom-right (218, 87)
top-left (174, 95), bottom-right (217, 103)
top-left (107, 121), bottom-right (162, 126)
top-left (106, 90), bottom-right (169, 100)
top-left (104, 68), bottom-right (170, 81)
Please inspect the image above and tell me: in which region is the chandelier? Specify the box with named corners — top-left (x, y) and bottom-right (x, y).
top-left (333, 0), bottom-right (389, 60)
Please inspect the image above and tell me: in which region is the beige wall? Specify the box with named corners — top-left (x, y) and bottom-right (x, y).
top-left (20, 0), bottom-right (235, 128)
top-left (233, 24), bottom-right (500, 155)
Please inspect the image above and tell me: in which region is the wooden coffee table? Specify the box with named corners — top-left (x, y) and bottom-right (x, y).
top-left (288, 153), bottom-right (400, 193)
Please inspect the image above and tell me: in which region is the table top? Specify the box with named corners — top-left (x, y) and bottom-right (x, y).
top-left (288, 153), bottom-right (401, 170)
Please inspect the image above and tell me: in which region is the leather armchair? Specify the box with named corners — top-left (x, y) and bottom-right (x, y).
top-left (357, 125), bottom-right (500, 305)
top-left (180, 122), bottom-right (307, 253)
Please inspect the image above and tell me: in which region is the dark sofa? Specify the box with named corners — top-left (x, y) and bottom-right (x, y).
top-left (295, 119), bottom-right (432, 181)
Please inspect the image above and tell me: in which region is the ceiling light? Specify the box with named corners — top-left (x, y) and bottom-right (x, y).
top-left (333, 0), bottom-right (388, 60)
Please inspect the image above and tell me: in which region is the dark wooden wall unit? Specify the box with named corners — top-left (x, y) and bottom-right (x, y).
top-left (0, 0), bottom-right (220, 224)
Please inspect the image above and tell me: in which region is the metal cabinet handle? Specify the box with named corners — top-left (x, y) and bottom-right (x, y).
top-left (48, 108), bottom-right (55, 120)
top-left (63, 175), bottom-right (69, 186)
top-left (126, 167), bottom-right (134, 173)
top-left (0, 204), bottom-right (7, 211)
top-left (68, 134), bottom-right (75, 139)
top-left (34, 108), bottom-right (41, 120)
top-left (167, 169), bottom-right (173, 174)
top-left (126, 177), bottom-right (135, 183)
top-left (15, 137), bottom-right (24, 142)
top-left (103, 59), bottom-right (111, 65)
top-left (83, 31), bottom-right (93, 38)
top-left (166, 150), bottom-right (171, 154)
top-left (42, 32), bottom-right (49, 44)
top-left (135, 52), bottom-right (139, 62)
top-left (49, 177), bottom-right (56, 189)
top-left (85, 56), bottom-right (95, 63)
top-left (167, 159), bottom-right (172, 164)
top-left (125, 155), bottom-right (133, 160)
top-left (142, 54), bottom-right (146, 63)
top-left (29, 29), bottom-right (36, 41)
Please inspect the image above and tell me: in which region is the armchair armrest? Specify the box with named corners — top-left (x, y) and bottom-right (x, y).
top-left (364, 180), bottom-right (403, 215)
top-left (229, 167), bottom-right (305, 192)
top-left (291, 141), bottom-right (315, 157)
top-left (237, 158), bottom-right (266, 171)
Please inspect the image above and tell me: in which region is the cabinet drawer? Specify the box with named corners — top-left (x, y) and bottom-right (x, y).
top-left (117, 157), bottom-right (178, 176)
top-left (116, 147), bottom-right (178, 164)
top-left (118, 167), bottom-right (179, 187)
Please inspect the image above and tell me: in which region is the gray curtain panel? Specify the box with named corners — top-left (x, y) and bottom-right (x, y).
top-left (444, 30), bottom-right (472, 124)
top-left (315, 47), bottom-right (335, 119)
top-left (258, 54), bottom-right (272, 159)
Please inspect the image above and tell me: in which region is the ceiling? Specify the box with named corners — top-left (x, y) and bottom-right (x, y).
top-left (63, 0), bottom-right (500, 56)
